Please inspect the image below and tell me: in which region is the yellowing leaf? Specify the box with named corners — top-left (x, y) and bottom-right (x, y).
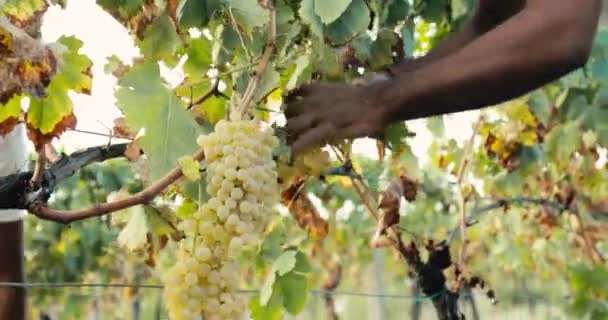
top-left (0, 95), bottom-right (22, 136)
top-left (117, 205), bottom-right (149, 251)
top-left (25, 36), bottom-right (91, 149)
top-left (178, 155), bottom-right (200, 181)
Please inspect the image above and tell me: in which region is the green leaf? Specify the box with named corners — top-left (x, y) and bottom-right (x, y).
top-left (117, 205), bottom-right (149, 251)
top-left (260, 271), bottom-right (277, 306)
top-left (177, 0), bottom-right (221, 29)
top-left (286, 54), bottom-right (312, 91)
top-left (178, 155), bottom-right (200, 181)
top-left (116, 61), bottom-right (204, 181)
top-left (293, 250), bottom-right (312, 273)
top-left (272, 250), bottom-right (297, 276)
top-left (314, 0), bottom-right (351, 25)
top-left (250, 292), bottom-right (283, 320)
top-left (544, 121), bottom-right (581, 165)
top-left (401, 25), bottom-right (415, 58)
top-left (383, 121), bottom-right (410, 153)
top-left (299, 0), bottom-right (324, 39)
top-left (1, 0), bottom-right (47, 20)
top-left (528, 90), bottom-right (551, 126)
top-left (176, 199), bottom-right (198, 219)
top-left (184, 37), bottom-right (213, 81)
top-left (426, 116), bottom-right (444, 137)
top-left (194, 95), bottom-right (227, 124)
top-left (421, 0), bottom-right (445, 22)
top-left (383, 0), bottom-right (410, 27)
top-left (137, 13), bottom-right (181, 61)
top-left (96, 0), bottom-right (143, 19)
top-left (253, 66), bottom-right (280, 103)
top-left (0, 95), bottom-right (22, 132)
top-left (224, 0), bottom-right (269, 33)
top-left (277, 272), bottom-right (308, 315)
top-left (324, 0), bottom-right (370, 46)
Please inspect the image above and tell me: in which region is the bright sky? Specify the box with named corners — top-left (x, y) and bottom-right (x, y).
top-left (39, 0), bottom-right (478, 164)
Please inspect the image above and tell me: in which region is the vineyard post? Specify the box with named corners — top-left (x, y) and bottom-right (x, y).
top-left (0, 124), bottom-right (28, 320)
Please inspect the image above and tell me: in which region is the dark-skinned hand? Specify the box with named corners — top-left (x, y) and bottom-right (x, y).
top-left (284, 75), bottom-right (391, 156)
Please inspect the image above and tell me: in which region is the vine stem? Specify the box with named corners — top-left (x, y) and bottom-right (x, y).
top-left (30, 148), bottom-right (205, 224)
top-left (30, 145), bottom-right (47, 188)
top-left (456, 118), bottom-right (482, 268)
top-left (236, 0), bottom-right (276, 116)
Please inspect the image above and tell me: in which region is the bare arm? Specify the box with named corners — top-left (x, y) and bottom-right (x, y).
top-left (380, 0), bottom-right (601, 121)
top-left (284, 0), bottom-right (601, 155)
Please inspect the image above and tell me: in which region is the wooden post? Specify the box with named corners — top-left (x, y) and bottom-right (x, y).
top-left (0, 124), bottom-right (29, 320)
top-left (0, 220), bottom-right (26, 320)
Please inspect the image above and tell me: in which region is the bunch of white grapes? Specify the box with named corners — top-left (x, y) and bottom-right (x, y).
top-left (163, 119), bottom-right (280, 320)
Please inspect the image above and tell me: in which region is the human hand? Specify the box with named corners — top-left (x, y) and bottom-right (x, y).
top-left (284, 78), bottom-right (390, 156)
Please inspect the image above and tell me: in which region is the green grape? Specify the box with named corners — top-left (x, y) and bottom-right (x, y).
top-left (163, 119), bottom-right (280, 319)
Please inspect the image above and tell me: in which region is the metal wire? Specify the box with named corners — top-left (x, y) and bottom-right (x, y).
top-left (0, 282), bottom-right (451, 300)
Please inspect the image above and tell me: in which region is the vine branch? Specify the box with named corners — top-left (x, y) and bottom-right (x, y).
top-left (455, 118), bottom-right (482, 268)
top-left (236, 1), bottom-right (277, 115)
top-left (30, 145), bottom-right (47, 188)
top-left (29, 148), bottom-right (205, 224)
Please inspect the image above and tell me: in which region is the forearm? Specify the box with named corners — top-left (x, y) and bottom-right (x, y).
top-left (381, 3), bottom-right (601, 121)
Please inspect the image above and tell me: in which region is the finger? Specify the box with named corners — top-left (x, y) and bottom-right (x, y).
top-left (284, 99), bottom-right (306, 118)
top-left (285, 113), bottom-right (319, 138)
top-left (290, 123), bottom-right (335, 156)
top-left (332, 123), bottom-right (379, 142)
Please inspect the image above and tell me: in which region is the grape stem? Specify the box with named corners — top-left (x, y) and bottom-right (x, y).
top-left (236, 0), bottom-right (277, 116)
top-left (29, 148), bottom-right (206, 224)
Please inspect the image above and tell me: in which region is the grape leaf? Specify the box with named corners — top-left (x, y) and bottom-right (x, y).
top-left (117, 205), bottom-right (149, 251)
top-left (402, 25), bottom-right (415, 58)
top-left (383, 121), bottom-right (410, 153)
top-left (314, 0), bottom-right (351, 25)
top-left (178, 155), bottom-right (200, 181)
top-left (528, 90), bottom-right (551, 126)
top-left (177, 0), bottom-right (221, 28)
top-left (26, 36), bottom-right (92, 149)
top-left (298, 0), bottom-right (323, 39)
top-left (0, 95), bottom-right (22, 136)
top-left (285, 54), bottom-right (311, 91)
top-left (250, 292), bottom-right (283, 320)
top-left (544, 121), bottom-right (581, 165)
top-left (383, 0), bottom-right (409, 27)
top-left (277, 272), bottom-right (308, 315)
top-left (96, 0), bottom-right (144, 20)
top-left (272, 250), bottom-right (297, 276)
top-left (224, 0), bottom-right (269, 33)
top-left (192, 95), bottom-right (227, 124)
top-left (175, 199), bottom-right (198, 219)
top-left (137, 13), bottom-right (181, 61)
top-left (421, 0), bottom-right (445, 22)
top-left (426, 116), bottom-right (445, 137)
top-left (184, 37), bottom-right (212, 81)
top-left (323, 0), bottom-right (370, 46)
top-left (1, 0), bottom-right (47, 23)
top-left (116, 61), bottom-right (205, 181)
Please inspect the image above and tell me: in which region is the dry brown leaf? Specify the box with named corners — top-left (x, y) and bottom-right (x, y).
top-left (281, 177), bottom-right (329, 240)
top-left (0, 117), bottom-right (18, 136)
top-left (26, 112), bottom-right (76, 150)
top-left (370, 174), bottom-right (418, 247)
top-left (124, 140), bottom-right (142, 161)
top-left (0, 18), bottom-right (57, 103)
top-left (112, 117), bottom-right (136, 139)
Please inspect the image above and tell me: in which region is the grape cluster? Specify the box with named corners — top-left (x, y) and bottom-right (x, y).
top-left (163, 119), bottom-right (280, 320)
top-left (277, 149), bottom-right (330, 185)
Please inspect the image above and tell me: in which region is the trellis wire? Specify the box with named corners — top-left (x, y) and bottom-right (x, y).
top-left (0, 282), bottom-right (456, 301)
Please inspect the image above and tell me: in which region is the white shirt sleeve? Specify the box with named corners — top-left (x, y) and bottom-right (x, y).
top-left (0, 124), bottom-right (29, 223)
